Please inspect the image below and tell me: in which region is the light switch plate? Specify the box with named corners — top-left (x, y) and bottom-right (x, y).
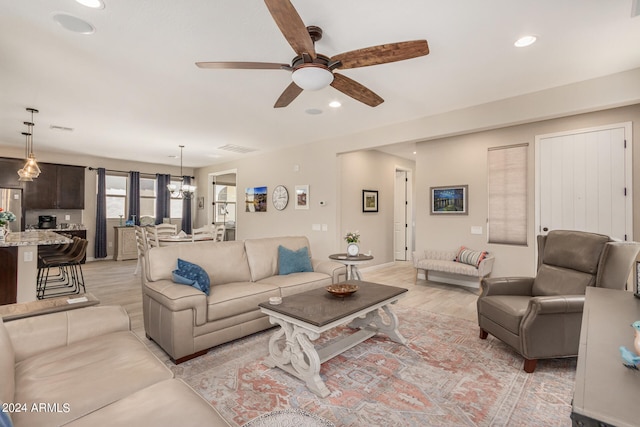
top-left (471, 226), bottom-right (483, 235)
top-left (311, 224), bottom-right (321, 231)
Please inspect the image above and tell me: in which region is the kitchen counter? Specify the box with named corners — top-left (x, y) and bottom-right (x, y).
top-left (0, 230), bottom-right (72, 247)
top-left (0, 231), bottom-right (74, 305)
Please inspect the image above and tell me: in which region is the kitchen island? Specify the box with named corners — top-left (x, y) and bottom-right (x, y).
top-left (0, 230), bottom-right (72, 304)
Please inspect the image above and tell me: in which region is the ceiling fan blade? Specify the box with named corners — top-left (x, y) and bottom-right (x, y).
top-left (196, 61), bottom-right (290, 70)
top-left (264, 0), bottom-right (316, 58)
top-left (331, 40), bottom-right (429, 69)
top-left (330, 73), bottom-right (383, 107)
top-left (274, 82), bottom-right (304, 108)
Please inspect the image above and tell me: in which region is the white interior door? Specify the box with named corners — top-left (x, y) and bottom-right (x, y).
top-left (394, 170), bottom-right (409, 260)
top-left (536, 123), bottom-right (632, 241)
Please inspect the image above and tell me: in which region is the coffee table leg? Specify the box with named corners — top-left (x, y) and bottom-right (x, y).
top-left (348, 304), bottom-right (407, 345)
top-left (264, 317), bottom-right (330, 398)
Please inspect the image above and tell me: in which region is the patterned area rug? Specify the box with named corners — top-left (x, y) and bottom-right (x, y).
top-left (168, 306), bottom-right (575, 427)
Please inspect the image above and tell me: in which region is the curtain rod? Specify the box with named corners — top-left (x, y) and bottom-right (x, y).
top-left (87, 167), bottom-right (194, 179)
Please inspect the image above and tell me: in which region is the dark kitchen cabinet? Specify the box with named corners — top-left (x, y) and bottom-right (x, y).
top-left (23, 163), bottom-right (85, 209)
top-left (0, 157), bottom-right (25, 188)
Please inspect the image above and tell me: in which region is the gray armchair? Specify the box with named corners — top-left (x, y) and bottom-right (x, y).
top-left (477, 230), bottom-right (640, 373)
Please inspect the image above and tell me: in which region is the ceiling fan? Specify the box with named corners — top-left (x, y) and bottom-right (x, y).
top-left (196, 0), bottom-right (430, 108)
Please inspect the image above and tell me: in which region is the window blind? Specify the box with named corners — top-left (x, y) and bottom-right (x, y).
top-left (487, 143), bottom-right (528, 245)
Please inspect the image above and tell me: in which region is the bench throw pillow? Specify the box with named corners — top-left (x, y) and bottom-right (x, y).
top-left (172, 258), bottom-right (211, 295)
top-left (278, 245), bottom-right (313, 275)
top-left (455, 246), bottom-right (488, 268)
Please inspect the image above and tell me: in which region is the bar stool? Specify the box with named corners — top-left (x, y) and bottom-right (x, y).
top-left (37, 238), bottom-right (88, 299)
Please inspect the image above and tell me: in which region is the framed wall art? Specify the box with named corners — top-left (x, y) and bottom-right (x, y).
top-left (295, 185), bottom-right (309, 210)
top-left (245, 186), bottom-right (267, 212)
top-left (197, 196), bottom-right (205, 210)
top-left (430, 185), bottom-right (468, 215)
top-left (362, 190), bottom-right (378, 212)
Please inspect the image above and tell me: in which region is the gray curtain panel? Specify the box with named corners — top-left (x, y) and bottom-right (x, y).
top-left (181, 175), bottom-right (192, 234)
top-left (128, 171), bottom-right (140, 225)
top-left (94, 167), bottom-right (107, 258)
top-left (155, 173), bottom-right (171, 224)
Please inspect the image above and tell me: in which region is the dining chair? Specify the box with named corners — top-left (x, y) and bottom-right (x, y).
top-left (214, 224), bottom-right (225, 242)
top-left (192, 224), bottom-right (214, 241)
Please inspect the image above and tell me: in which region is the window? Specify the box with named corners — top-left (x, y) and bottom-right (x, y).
top-left (140, 177), bottom-right (156, 218)
top-left (214, 184), bottom-right (236, 224)
top-left (487, 143), bottom-right (528, 245)
top-left (105, 174), bottom-right (127, 219)
top-left (169, 179), bottom-right (183, 219)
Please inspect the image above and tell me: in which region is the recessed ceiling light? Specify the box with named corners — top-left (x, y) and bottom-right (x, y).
top-left (514, 35), bottom-right (537, 47)
top-left (53, 13), bottom-right (95, 34)
top-left (329, 101), bottom-right (341, 108)
top-left (413, 151), bottom-right (417, 155)
top-left (75, 0), bottom-right (105, 9)
top-left (305, 108), bottom-right (323, 115)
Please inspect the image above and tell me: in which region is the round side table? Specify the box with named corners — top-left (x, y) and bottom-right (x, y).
top-left (328, 253), bottom-right (374, 280)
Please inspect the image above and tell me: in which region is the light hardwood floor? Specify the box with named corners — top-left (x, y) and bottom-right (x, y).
top-left (81, 258), bottom-right (481, 362)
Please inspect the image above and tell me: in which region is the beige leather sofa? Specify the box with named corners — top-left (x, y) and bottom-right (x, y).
top-left (0, 306), bottom-right (230, 427)
top-left (141, 236), bottom-right (345, 363)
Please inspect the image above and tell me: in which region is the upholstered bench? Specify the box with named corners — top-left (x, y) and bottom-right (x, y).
top-left (412, 247), bottom-right (494, 289)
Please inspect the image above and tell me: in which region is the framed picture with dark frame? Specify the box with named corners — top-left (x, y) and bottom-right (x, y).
top-left (430, 185), bottom-right (468, 215)
top-left (362, 190), bottom-right (378, 212)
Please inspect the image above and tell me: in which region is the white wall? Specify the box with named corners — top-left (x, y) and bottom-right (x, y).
top-left (338, 150), bottom-right (415, 263)
top-left (415, 104), bottom-right (640, 277)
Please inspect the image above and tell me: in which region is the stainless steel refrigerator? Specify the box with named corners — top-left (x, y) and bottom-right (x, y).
top-left (0, 188), bottom-right (23, 232)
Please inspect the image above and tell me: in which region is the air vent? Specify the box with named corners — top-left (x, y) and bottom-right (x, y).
top-left (50, 125), bottom-right (74, 132)
top-left (217, 144), bottom-right (258, 154)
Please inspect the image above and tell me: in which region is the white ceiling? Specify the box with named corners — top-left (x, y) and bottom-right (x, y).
top-left (1, 0), bottom-right (639, 167)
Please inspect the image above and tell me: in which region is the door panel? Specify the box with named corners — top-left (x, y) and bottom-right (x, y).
top-left (537, 125), bottom-right (629, 241)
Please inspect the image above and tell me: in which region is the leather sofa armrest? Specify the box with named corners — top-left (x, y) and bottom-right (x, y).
top-left (5, 306), bottom-right (131, 362)
top-left (143, 280), bottom-right (207, 326)
top-left (480, 277), bottom-right (534, 297)
top-left (312, 259), bottom-right (347, 283)
top-left (528, 295), bottom-right (585, 315)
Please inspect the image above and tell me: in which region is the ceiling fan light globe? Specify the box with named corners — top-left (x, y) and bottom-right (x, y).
top-left (292, 65), bottom-right (334, 91)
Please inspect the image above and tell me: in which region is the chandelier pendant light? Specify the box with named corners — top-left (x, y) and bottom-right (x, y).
top-left (167, 145), bottom-right (196, 199)
top-left (17, 108), bottom-right (41, 181)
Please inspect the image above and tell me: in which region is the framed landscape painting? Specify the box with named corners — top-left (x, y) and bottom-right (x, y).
top-left (362, 190), bottom-right (378, 212)
top-left (430, 185), bottom-right (468, 215)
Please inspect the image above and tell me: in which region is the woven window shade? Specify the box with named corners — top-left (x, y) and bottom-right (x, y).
top-left (487, 143), bottom-right (528, 245)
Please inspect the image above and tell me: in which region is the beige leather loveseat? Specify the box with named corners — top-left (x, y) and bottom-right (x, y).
top-left (0, 306), bottom-right (230, 427)
top-left (141, 236), bottom-right (345, 363)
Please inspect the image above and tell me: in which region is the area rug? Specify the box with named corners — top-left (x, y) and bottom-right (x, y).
top-left (168, 306), bottom-right (575, 427)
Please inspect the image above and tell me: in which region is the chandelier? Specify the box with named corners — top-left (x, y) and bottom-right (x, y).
top-left (17, 108), bottom-right (41, 181)
top-left (167, 145), bottom-right (196, 199)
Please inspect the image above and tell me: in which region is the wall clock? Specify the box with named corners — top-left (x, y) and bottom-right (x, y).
top-left (272, 185), bottom-right (289, 211)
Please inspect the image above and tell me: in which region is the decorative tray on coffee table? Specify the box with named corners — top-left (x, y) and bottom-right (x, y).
top-left (326, 283), bottom-right (359, 297)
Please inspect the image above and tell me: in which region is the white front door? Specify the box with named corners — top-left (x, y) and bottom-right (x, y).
top-left (535, 123), bottom-right (632, 241)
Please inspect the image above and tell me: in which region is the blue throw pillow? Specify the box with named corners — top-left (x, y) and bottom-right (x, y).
top-left (278, 245), bottom-right (313, 275)
top-left (172, 258), bottom-right (210, 295)
top-left (0, 410), bottom-right (13, 427)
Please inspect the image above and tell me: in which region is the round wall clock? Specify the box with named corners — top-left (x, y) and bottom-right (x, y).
top-left (272, 185), bottom-right (289, 211)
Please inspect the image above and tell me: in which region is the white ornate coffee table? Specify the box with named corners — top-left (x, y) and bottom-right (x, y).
top-left (258, 281), bottom-right (407, 397)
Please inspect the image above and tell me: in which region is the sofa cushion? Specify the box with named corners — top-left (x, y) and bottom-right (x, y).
top-left (173, 258), bottom-right (210, 295)
top-left (207, 282), bottom-right (280, 322)
top-left (147, 241), bottom-right (251, 286)
top-left (455, 246), bottom-right (488, 268)
top-left (278, 245), bottom-right (313, 275)
top-left (64, 379), bottom-right (230, 427)
top-left (12, 331), bottom-right (173, 427)
top-left (0, 319), bottom-right (15, 406)
top-left (532, 264), bottom-right (595, 296)
top-left (258, 272), bottom-right (332, 297)
top-left (245, 236), bottom-right (313, 281)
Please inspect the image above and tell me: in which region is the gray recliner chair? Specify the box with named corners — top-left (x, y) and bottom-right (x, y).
top-left (477, 230), bottom-right (640, 373)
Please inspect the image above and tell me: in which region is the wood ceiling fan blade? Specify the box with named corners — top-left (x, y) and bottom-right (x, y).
top-left (274, 82), bottom-right (304, 108)
top-left (264, 0), bottom-right (316, 58)
top-left (196, 61), bottom-right (290, 70)
top-left (332, 40), bottom-right (429, 69)
top-left (330, 73), bottom-right (383, 107)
